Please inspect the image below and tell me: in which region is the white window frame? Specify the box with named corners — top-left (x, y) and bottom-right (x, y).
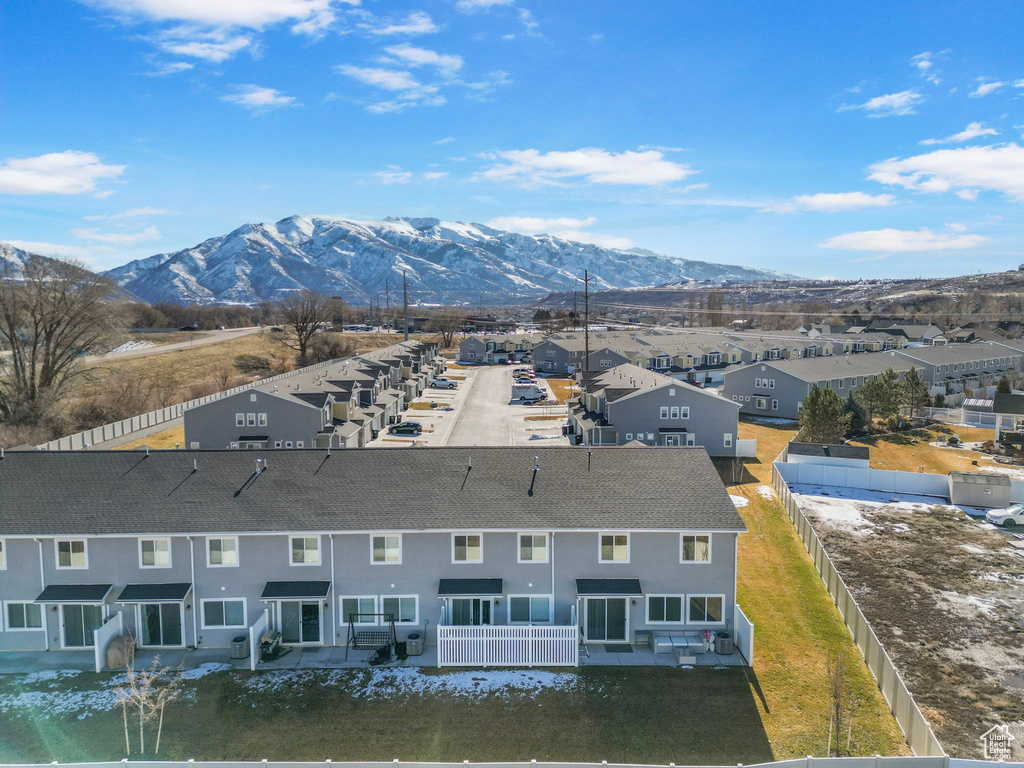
top-left (755, 397), bottom-right (768, 410)
top-left (660, 406), bottom-right (669, 419)
top-left (670, 406), bottom-right (680, 419)
top-left (625, 432), bottom-right (633, 440)
top-left (772, 399), bottom-right (779, 411)
top-left (680, 533), bottom-right (712, 563)
top-left (199, 598), bottom-right (248, 629)
top-left (3, 601), bottom-right (44, 631)
top-left (138, 537), bottom-right (172, 569)
top-left (206, 536), bottom-right (239, 568)
top-left (0, 538), bottom-right (5, 570)
top-left (189, 442), bottom-right (200, 449)
top-left (768, 379), bottom-right (775, 389)
top-left (645, 594), bottom-right (686, 625)
top-left (290, 535), bottom-right (321, 566)
top-left (296, 441), bottom-right (304, 448)
top-left (55, 538), bottom-right (88, 570)
top-left (275, 441), bottom-right (282, 448)
top-left (685, 433), bottom-right (696, 446)
top-left (235, 413), bottom-right (245, 427)
top-left (687, 594), bottom-right (726, 625)
top-left (258, 413), bottom-right (268, 426)
top-left (724, 433), bottom-right (733, 449)
top-left (517, 533), bottom-right (549, 564)
top-left (246, 413), bottom-right (256, 427)
top-left (451, 533), bottom-right (483, 563)
top-left (680, 407), bottom-right (689, 419)
top-left (339, 595), bottom-right (378, 625)
top-left (507, 594), bottom-right (553, 624)
top-left (598, 532), bottom-right (630, 563)
top-left (371, 534), bottom-right (402, 564)
top-left (380, 594), bottom-right (419, 625)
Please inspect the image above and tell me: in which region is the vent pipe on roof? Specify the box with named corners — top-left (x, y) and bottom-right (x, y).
top-left (533, 455), bottom-right (540, 471)
top-left (587, 448), bottom-right (592, 472)
top-left (255, 458), bottom-right (262, 474)
top-left (193, 458), bottom-right (198, 471)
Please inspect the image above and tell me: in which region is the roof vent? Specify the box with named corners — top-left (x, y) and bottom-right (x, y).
top-left (255, 458), bottom-right (263, 474)
top-left (533, 455), bottom-right (540, 471)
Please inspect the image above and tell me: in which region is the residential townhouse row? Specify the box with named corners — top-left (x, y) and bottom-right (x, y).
top-left (183, 340), bottom-right (441, 451)
top-left (567, 364), bottom-right (742, 453)
top-left (457, 333), bottom-right (542, 364)
top-left (722, 343), bottom-right (1024, 419)
top-left (0, 448), bottom-right (745, 659)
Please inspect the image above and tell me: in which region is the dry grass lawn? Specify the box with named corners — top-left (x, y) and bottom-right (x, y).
top-left (713, 417), bottom-right (911, 758)
top-left (546, 378), bottom-right (578, 404)
top-left (847, 423), bottom-right (1004, 474)
top-left (114, 425), bottom-right (185, 450)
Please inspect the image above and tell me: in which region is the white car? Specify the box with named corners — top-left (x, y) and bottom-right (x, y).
top-left (429, 376), bottom-right (458, 389)
top-left (985, 503), bottom-right (1024, 528)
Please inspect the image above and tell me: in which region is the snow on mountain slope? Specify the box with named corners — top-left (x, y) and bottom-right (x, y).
top-left (100, 215), bottom-right (794, 305)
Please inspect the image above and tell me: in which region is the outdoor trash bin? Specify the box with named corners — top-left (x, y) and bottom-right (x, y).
top-left (231, 635), bottom-right (250, 660)
top-left (714, 631), bottom-right (733, 655)
top-left (406, 632), bottom-right (424, 656)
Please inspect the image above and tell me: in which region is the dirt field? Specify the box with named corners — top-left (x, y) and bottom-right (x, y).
top-left (793, 487), bottom-right (1024, 758)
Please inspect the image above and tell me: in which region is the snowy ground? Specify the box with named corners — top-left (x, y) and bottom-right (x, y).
top-left (788, 483), bottom-right (961, 535)
top-left (729, 494), bottom-right (749, 508)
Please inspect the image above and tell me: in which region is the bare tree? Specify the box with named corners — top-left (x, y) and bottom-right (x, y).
top-left (275, 290), bottom-right (334, 365)
top-left (427, 307), bottom-right (465, 348)
top-left (0, 255), bottom-right (120, 424)
top-left (114, 654), bottom-right (185, 757)
top-left (825, 651), bottom-right (854, 756)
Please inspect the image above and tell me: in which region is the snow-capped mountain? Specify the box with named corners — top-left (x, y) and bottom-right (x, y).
top-left (101, 215), bottom-right (794, 305)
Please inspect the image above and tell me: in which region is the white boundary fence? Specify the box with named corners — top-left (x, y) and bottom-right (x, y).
top-left (923, 407), bottom-right (998, 429)
top-left (248, 609), bottom-right (270, 672)
top-left (437, 625), bottom-right (578, 667)
top-left (35, 347), bottom-right (417, 451)
top-left (93, 611), bottom-right (124, 673)
top-left (736, 438), bottom-right (758, 458)
top-left (733, 605), bottom-right (754, 665)
top-left (772, 449), bottom-right (946, 757)
top-left (2, 757), bottom-right (1020, 768)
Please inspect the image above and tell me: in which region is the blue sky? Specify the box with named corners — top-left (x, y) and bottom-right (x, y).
top-left (2, 0), bottom-right (1024, 279)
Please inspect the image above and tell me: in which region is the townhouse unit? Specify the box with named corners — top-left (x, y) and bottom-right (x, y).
top-left (567, 364), bottom-right (741, 454)
top-left (183, 340), bottom-right (441, 450)
top-left (0, 447), bottom-right (747, 662)
top-left (458, 333), bottom-right (541, 364)
top-left (894, 343), bottom-right (1024, 395)
top-left (721, 353), bottom-right (919, 419)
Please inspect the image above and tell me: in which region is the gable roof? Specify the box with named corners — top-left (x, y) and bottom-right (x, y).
top-left (729, 353), bottom-right (917, 383)
top-left (0, 447), bottom-right (745, 536)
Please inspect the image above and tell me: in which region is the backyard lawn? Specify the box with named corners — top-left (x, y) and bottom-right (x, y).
top-left (846, 423), bottom-right (1008, 475)
top-left (114, 425), bottom-right (185, 450)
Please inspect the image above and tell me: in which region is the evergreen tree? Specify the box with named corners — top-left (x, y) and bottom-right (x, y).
top-left (854, 378), bottom-right (885, 422)
top-left (997, 375), bottom-right (1012, 394)
top-left (798, 385), bottom-right (851, 444)
top-left (844, 393), bottom-right (867, 437)
top-left (901, 367), bottom-right (932, 418)
top-left (876, 367), bottom-right (903, 419)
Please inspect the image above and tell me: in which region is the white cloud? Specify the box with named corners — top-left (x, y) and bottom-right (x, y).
top-left (910, 51), bottom-right (941, 84)
top-left (0, 151), bottom-right (125, 196)
top-left (362, 11), bottom-right (438, 35)
top-left (518, 8), bottom-right (538, 34)
top-left (486, 215), bottom-right (632, 249)
top-left (868, 143), bottom-right (1024, 201)
top-left (969, 80), bottom-right (1004, 98)
top-left (383, 44), bottom-right (462, 76)
top-left (920, 121), bottom-right (999, 145)
top-left (158, 33), bottom-right (252, 62)
top-left (221, 84), bottom-right (298, 112)
top-left (765, 192), bottom-right (898, 213)
top-left (84, 206), bottom-right (173, 221)
top-left (81, 0), bottom-right (353, 31)
top-left (5, 240), bottom-right (96, 258)
top-left (337, 65), bottom-right (446, 112)
top-left (434, 136), bottom-right (455, 145)
top-left (373, 168), bottom-right (414, 184)
top-left (146, 60), bottom-right (195, 75)
top-left (71, 225), bottom-right (162, 246)
top-left (819, 226), bottom-right (988, 253)
top-left (455, 0), bottom-right (513, 11)
top-left (423, 171), bottom-right (448, 180)
top-left (475, 147), bottom-right (695, 186)
top-left (838, 89), bottom-right (923, 116)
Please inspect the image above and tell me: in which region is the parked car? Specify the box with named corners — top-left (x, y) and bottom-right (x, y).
top-left (430, 376), bottom-right (458, 389)
top-left (985, 503), bottom-right (1024, 528)
top-left (388, 422), bottom-right (422, 435)
top-left (513, 368), bottom-right (535, 378)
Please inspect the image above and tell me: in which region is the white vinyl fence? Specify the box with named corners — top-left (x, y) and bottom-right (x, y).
top-left (93, 611), bottom-right (125, 673)
top-left (772, 450), bottom-right (946, 757)
top-left (733, 605), bottom-right (754, 665)
top-left (437, 625), bottom-right (578, 667)
top-left (248, 609), bottom-right (270, 672)
top-left (923, 407), bottom-right (999, 429)
top-left (736, 438), bottom-right (758, 458)
top-left (774, 462), bottom-right (951, 498)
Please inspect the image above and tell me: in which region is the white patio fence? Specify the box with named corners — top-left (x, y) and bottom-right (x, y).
top-left (437, 625), bottom-right (578, 667)
top-left (248, 609), bottom-right (270, 672)
top-left (736, 438), bottom-right (758, 458)
top-left (93, 611), bottom-right (125, 673)
top-left (733, 605), bottom-right (754, 665)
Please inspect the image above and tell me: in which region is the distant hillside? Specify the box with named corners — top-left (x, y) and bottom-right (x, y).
top-left (101, 215), bottom-right (795, 305)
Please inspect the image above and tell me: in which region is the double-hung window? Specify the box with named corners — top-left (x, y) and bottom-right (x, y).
top-left (518, 533), bottom-right (548, 563)
top-left (599, 533), bottom-right (629, 562)
top-left (670, 406), bottom-right (680, 419)
top-left (371, 534), bottom-right (402, 564)
top-left (688, 595), bottom-right (724, 624)
top-left (290, 536), bottom-right (320, 565)
top-left (660, 406), bottom-right (669, 419)
top-left (508, 595), bottom-right (552, 624)
top-left (647, 595), bottom-right (684, 623)
top-left (681, 534), bottom-right (711, 562)
top-left (6, 602), bottom-right (43, 630)
top-left (235, 413), bottom-right (245, 427)
top-left (139, 538), bottom-right (171, 568)
top-left (56, 539), bottom-right (87, 569)
top-left (207, 537), bottom-right (238, 567)
top-left (201, 599), bottom-right (246, 628)
top-left (452, 534), bottom-right (482, 563)
top-left (340, 596), bottom-right (377, 624)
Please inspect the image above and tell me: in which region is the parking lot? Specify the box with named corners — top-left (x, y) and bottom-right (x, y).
top-left (366, 364), bottom-right (569, 448)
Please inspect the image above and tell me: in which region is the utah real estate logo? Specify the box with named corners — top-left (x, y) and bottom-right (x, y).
top-left (980, 724), bottom-right (1015, 761)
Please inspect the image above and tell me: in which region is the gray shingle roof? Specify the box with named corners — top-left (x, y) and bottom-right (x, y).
top-left (993, 393), bottom-right (1024, 416)
top-left (0, 447), bottom-right (745, 536)
top-left (788, 442), bottom-right (869, 460)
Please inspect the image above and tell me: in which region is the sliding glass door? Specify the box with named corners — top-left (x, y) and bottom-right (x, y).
top-left (584, 598), bottom-right (627, 642)
top-left (140, 603), bottom-right (183, 647)
top-left (450, 598), bottom-right (492, 626)
top-left (279, 601), bottom-right (321, 644)
top-left (61, 604), bottom-right (104, 648)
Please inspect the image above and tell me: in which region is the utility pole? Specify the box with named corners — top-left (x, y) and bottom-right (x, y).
top-left (403, 270), bottom-right (409, 342)
top-left (385, 278), bottom-right (391, 332)
top-left (583, 269), bottom-right (590, 373)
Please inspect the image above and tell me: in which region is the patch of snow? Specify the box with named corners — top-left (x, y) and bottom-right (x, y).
top-left (178, 662), bottom-right (232, 680)
top-left (959, 543), bottom-right (992, 556)
top-left (729, 494), bottom-right (749, 508)
top-left (757, 485), bottom-right (776, 499)
top-left (976, 464), bottom-right (1024, 481)
top-left (891, 523), bottom-right (911, 533)
top-left (789, 483), bottom-right (957, 535)
top-left (18, 669), bottom-right (82, 683)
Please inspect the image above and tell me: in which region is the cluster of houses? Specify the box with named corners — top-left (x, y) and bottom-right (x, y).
top-left (183, 340), bottom-right (443, 450)
top-left (0, 447), bottom-right (748, 666)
